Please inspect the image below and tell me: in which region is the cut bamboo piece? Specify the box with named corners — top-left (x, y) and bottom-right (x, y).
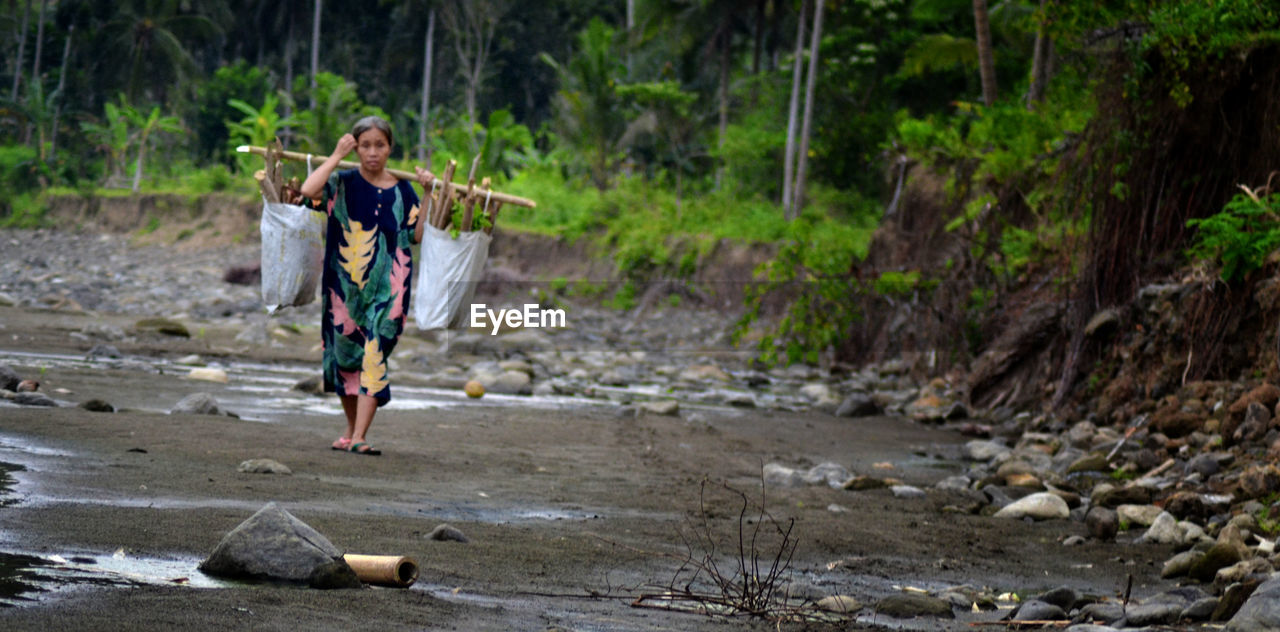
top-left (342, 554), bottom-right (418, 588)
top-left (433, 159), bottom-right (458, 229)
top-left (236, 145), bottom-right (535, 208)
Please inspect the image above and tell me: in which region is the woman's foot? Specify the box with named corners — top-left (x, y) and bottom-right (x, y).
top-left (331, 437), bottom-right (353, 450)
top-left (347, 442), bottom-right (381, 456)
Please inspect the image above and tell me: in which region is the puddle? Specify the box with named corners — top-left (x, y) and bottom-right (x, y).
top-left (0, 549), bottom-right (229, 607)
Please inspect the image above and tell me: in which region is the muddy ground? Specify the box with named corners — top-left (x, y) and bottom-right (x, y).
top-left (0, 302), bottom-right (1183, 631)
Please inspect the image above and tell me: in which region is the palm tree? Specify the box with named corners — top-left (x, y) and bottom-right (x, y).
top-left (441, 0), bottom-right (511, 134)
top-left (541, 18), bottom-right (626, 190)
top-left (96, 0), bottom-right (222, 104)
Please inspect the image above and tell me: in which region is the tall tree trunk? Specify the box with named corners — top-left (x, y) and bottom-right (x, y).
top-left (1027, 0), bottom-right (1052, 108)
top-left (782, 0), bottom-right (808, 216)
top-left (752, 0), bottom-right (765, 76)
top-left (973, 0), bottom-right (997, 107)
top-left (716, 21), bottom-right (730, 190)
top-left (310, 0), bottom-right (322, 110)
top-left (791, 0), bottom-right (824, 217)
top-left (626, 0), bottom-right (634, 76)
top-left (31, 0), bottom-right (46, 81)
top-left (49, 24), bottom-right (72, 159)
top-left (11, 0), bottom-right (30, 101)
top-left (418, 8), bottom-right (436, 163)
top-left (131, 141), bottom-right (146, 193)
top-left (283, 19), bottom-right (295, 143)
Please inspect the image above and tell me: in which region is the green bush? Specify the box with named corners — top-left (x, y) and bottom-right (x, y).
top-left (1186, 187), bottom-right (1280, 283)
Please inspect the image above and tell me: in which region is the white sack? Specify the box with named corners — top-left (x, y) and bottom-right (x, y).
top-left (260, 199), bottom-right (325, 313)
top-left (414, 225), bottom-right (491, 330)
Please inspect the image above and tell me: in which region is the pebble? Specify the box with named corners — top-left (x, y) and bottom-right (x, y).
top-left (992, 492), bottom-right (1069, 520)
top-left (639, 400), bottom-right (679, 416)
top-left (187, 367), bottom-right (229, 383)
top-left (874, 593), bottom-right (954, 619)
top-left (816, 595), bottom-right (862, 613)
top-left (237, 459), bottom-right (292, 475)
top-left (426, 524), bottom-right (469, 543)
top-left (891, 485), bottom-right (926, 499)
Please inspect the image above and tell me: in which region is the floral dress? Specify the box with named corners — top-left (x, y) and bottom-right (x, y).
top-left (313, 169), bottom-right (420, 404)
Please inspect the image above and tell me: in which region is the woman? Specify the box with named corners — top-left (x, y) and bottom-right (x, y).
top-left (299, 116), bottom-right (433, 455)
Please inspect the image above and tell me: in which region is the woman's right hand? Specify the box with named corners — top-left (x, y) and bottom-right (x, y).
top-left (333, 133), bottom-right (357, 160)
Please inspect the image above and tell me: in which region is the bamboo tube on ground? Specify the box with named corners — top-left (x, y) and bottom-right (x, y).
top-left (342, 554), bottom-right (419, 588)
top-left (236, 145), bottom-right (535, 208)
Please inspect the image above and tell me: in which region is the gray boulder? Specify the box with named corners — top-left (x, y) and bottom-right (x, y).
top-left (199, 503), bottom-right (359, 588)
top-left (1013, 599), bottom-right (1067, 621)
top-left (0, 364), bottom-right (19, 391)
top-left (1124, 602), bottom-right (1183, 626)
top-left (237, 459), bottom-right (292, 475)
top-left (834, 392), bottom-right (878, 417)
top-left (170, 393), bottom-right (224, 416)
top-left (874, 593), bottom-right (954, 619)
top-left (1227, 573), bottom-right (1280, 631)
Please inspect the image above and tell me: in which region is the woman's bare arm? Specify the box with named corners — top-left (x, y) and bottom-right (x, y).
top-left (299, 134), bottom-right (357, 200)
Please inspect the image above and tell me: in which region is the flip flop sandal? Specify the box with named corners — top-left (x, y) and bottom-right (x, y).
top-left (347, 442), bottom-right (382, 456)
top-left (331, 437), bottom-right (352, 450)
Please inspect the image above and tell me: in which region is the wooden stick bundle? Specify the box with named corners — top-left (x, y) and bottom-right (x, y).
top-left (237, 144), bottom-right (536, 209)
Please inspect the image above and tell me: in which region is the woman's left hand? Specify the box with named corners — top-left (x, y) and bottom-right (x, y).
top-left (414, 166), bottom-right (435, 188)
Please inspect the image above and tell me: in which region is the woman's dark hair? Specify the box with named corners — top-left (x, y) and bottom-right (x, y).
top-left (352, 116), bottom-right (393, 147)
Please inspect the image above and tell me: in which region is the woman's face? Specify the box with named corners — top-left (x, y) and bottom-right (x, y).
top-left (355, 128), bottom-right (391, 172)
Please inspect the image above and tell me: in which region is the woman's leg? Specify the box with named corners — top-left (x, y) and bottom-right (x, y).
top-left (339, 395), bottom-right (358, 440)
top-left (351, 394), bottom-right (378, 445)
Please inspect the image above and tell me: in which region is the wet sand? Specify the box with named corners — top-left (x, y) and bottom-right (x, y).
top-left (0, 305), bottom-right (1173, 631)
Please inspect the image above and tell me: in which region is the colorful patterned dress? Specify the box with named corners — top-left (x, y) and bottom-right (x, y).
top-left (313, 169), bottom-right (420, 404)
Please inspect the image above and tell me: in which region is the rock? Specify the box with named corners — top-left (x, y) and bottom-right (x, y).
top-left (481, 370), bottom-right (532, 395)
top-left (964, 439), bottom-right (1011, 462)
top-left (1124, 602), bottom-right (1184, 626)
top-left (1036, 587), bottom-right (1078, 611)
top-left (935, 475), bottom-right (972, 492)
top-left (79, 399), bottom-right (115, 413)
top-left (0, 364), bottom-right (20, 391)
top-left (678, 364), bottom-right (731, 383)
top-left (198, 503), bottom-right (360, 588)
top-left (906, 393), bottom-right (966, 422)
top-left (1093, 485), bottom-right (1153, 508)
top-left (834, 392), bottom-right (878, 417)
top-left (426, 524), bottom-right (469, 543)
top-left (1217, 560), bottom-right (1274, 591)
top-left (1164, 491), bottom-right (1212, 520)
top-left (1118, 504), bottom-right (1165, 528)
top-left (293, 376), bottom-right (324, 395)
top-left (1239, 465), bottom-right (1280, 500)
top-left (170, 393), bottom-right (224, 416)
top-left (874, 593), bottom-right (954, 619)
top-left (187, 367), bottom-right (229, 383)
top-left (891, 485), bottom-right (926, 499)
top-left (803, 463), bottom-right (852, 488)
top-left (1183, 597), bottom-right (1220, 621)
top-left (993, 492), bottom-right (1069, 520)
top-left (1190, 543), bottom-right (1244, 583)
top-left (1229, 384), bottom-right (1280, 417)
top-left (1062, 535), bottom-right (1086, 546)
top-left (816, 595), bottom-right (862, 613)
top-left (134, 317), bottom-right (190, 338)
top-left (12, 392), bottom-right (57, 407)
top-left (1222, 576), bottom-right (1269, 627)
top-left (1064, 626), bottom-right (1123, 632)
top-left (237, 459), bottom-right (292, 475)
top-left (1087, 507), bottom-right (1119, 540)
top-left (1078, 602), bottom-right (1125, 624)
top-left (843, 475), bottom-right (887, 491)
top-left (1236, 402), bottom-right (1272, 443)
top-left (1066, 453), bottom-right (1111, 474)
top-left (1013, 599), bottom-right (1068, 621)
top-left (1186, 453), bottom-right (1225, 477)
top-left (86, 344), bottom-right (122, 360)
top-left (639, 400), bottom-right (679, 416)
top-left (763, 463), bottom-right (804, 488)
top-left (1162, 550), bottom-right (1202, 579)
top-left (1139, 511), bottom-right (1184, 544)
top-left (15, 379), bottom-right (38, 392)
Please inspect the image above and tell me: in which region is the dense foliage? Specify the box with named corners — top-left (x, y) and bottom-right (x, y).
top-left (3, 0), bottom-right (1280, 368)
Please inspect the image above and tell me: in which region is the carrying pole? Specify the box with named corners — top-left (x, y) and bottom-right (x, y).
top-left (236, 145), bottom-right (536, 209)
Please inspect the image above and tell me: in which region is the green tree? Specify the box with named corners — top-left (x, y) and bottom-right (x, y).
top-left (541, 18), bottom-right (627, 190)
top-left (124, 103), bottom-right (183, 192)
top-left (95, 0), bottom-right (224, 103)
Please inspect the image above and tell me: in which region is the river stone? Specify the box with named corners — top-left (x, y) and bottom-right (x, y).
top-left (1067, 453), bottom-right (1111, 474)
top-left (1182, 597), bottom-right (1220, 621)
top-left (1013, 599), bottom-right (1067, 621)
top-left (1093, 485), bottom-right (1153, 508)
top-left (834, 392), bottom-right (878, 417)
top-left (86, 344), bottom-right (122, 360)
top-left (1226, 574), bottom-right (1279, 630)
top-left (426, 523), bottom-right (469, 543)
top-left (763, 463), bottom-right (804, 488)
top-left (79, 399), bottom-right (115, 413)
top-left (12, 392), bottom-right (57, 407)
top-left (874, 593), bottom-right (954, 619)
top-left (803, 463), bottom-right (853, 488)
top-left (679, 364), bottom-right (731, 382)
top-left (639, 400), bottom-right (679, 416)
top-left (170, 393), bottom-right (223, 416)
top-left (1125, 504), bottom-right (1170, 530)
top-left (293, 375), bottom-right (324, 395)
top-left (935, 475), bottom-right (972, 492)
top-left (482, 370), bottom-right (532, 395)
top-left (1163, 550), bottom-right (1204, 579)
top-left (1238, 465), bottom-right (1280, 500)
top-left (0, 364), bottom-right (19, 391)
top-left (188, 367), bottom-right (229, 383)
top-left (816, 595), bottom-right (862, 613)
top-left (237, 459), bottom-right (292, 475)
top-left (1125, 602), bottom-right (1184, 625)
top-left (134, 317), bottom-right (190, 338)
top-left (1087, 507), bottom-right (1118, 540)
top-left (198, 503), bottom-right (360, 588)
top-left (1190, 543), bottom-right (1244, 583)
top-left (1217, 560), bottom-right (1274, 591)
top-left (843, 475), bottom-right (887, 491)
top-left (993, 492), bottom-right (1069, 520)
top-left (1036, 587), bottom-right (1078, 611)
top-left (1079, 602), bottom-right (1125, 624)
top-left (964, 439), bottom-right (1011, 462)
top-left (1164, 491), bottom-right (1212, 520)
top-left (891, 485), bottom-right (926, 499)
